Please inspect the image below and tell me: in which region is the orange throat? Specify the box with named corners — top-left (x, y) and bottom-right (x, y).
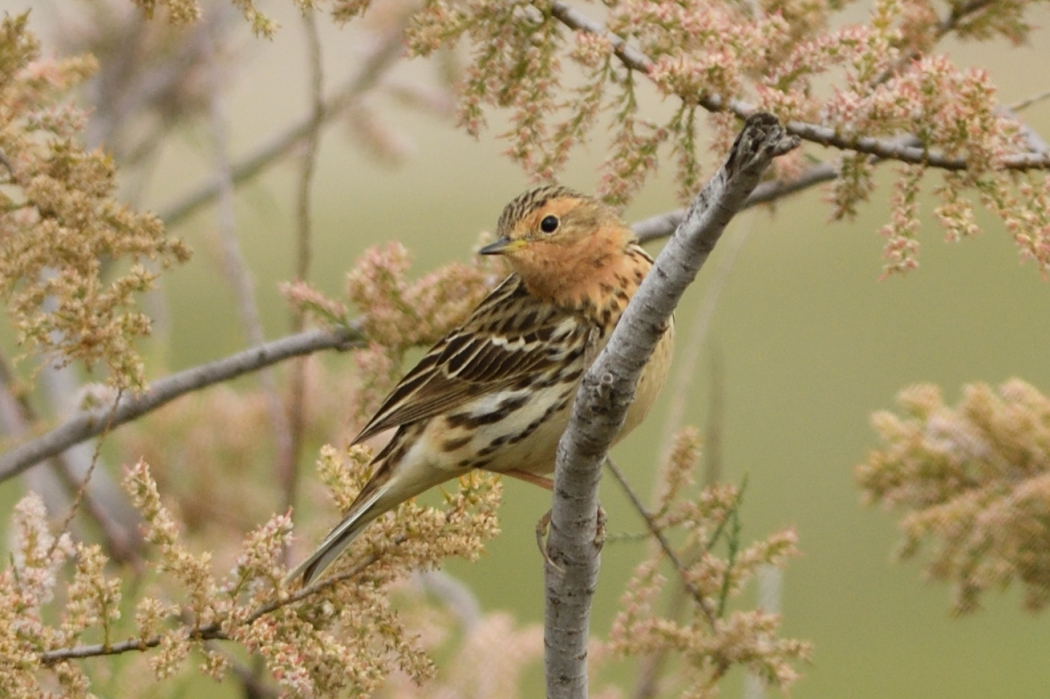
top-left (513, 227), bottom-right (648, 324)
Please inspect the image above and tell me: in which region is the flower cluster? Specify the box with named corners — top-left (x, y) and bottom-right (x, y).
top-left (108, 0), bottom-right (1050, 275)
top-left (342, 240), bottom-right (499, 417)
top-left (608, 430), bottom-right (810, 697)
top-left (119, 0), bottom-right (1050, 277)
top-left (0, 455), bottom-right (504, 696)
top-left (130, 0), bottom-right (279, 37)
top-left (0, 14), bottom-right (190, 388)
top-left (393, 0), bottom-right (1050, 271)
top-left (858, 380), bottom-right (1050, 614)
top-left (346, 241), bottom-right (496, 351)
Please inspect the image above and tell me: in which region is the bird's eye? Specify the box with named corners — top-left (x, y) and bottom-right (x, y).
top-left (540, 215), bottom-right (560, 234)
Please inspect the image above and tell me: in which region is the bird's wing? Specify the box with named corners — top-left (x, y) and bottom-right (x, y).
top-left (353, 275), bottom-right (585, 443)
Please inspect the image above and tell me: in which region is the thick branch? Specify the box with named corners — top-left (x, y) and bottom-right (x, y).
top-left (543, 113), bottom-right (798, 698)
top-left (549, 1), bottom-right (1050, 172)
top-left (0, 326), bottom-right (363, 483)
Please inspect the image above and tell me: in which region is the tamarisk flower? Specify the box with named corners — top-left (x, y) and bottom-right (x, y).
top-left (290, 185), bottom-right (675, 585)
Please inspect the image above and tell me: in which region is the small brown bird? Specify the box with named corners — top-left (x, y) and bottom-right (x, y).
top-left (290, 185), bottom-right (674, 585)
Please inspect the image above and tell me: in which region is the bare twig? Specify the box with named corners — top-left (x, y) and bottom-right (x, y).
top-left (633, 350), bottom-right (727, 699)
top-left (47, 389), bottom-right (124, 555)
top-left (702, 352), bottom-right (726, 488)
top-left (281, 7), bottom-right (326, 525)
top-left (206, 33), bottom-right (295, 504)
top-left (632, 161), bottom-right (838, 243)
top-left (1010, 87), bottom-right (1050, 114)
top-left (548, 1), bottom-right (1050, 172)
top-left (0, 147), bottom-right (15, 177)
top-left (543, 113), bottom-right (798, 699)
top-left (220, 646), bottom-right (280, 699)
top-left (0, 351), bottom-right (141, 562)
top-left (0, 325), bottom-right (364, 483)
top-left (742, 565), bottom-right (784, 699)
top-left (415, 569), bottom-right (483, 631)
top-left (159, 27), bottom-right (405, 229)
top-left (604, 457), bottom-right (716, 624)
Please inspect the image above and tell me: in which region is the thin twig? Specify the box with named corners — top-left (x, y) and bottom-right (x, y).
top-left (214, 643), bottom-right (279, 699)
top-left (47, 389), bottom-right (125, 559)
top-left (548, 1), bottom-right (1050, 172)
top-left (0, 325), bottom-right (364, 483)
top-left (0, 147), bottom-right (15, 177)
top-left (281, 7), bottom-right (326, 527)
top-left (604, 457), bottom-right (717, 625)
top-left (0, 353), bottom-right (139, 562)
top-left (206, 33), bottom-right (295, 499)
top-left (159, 27), bottom-right (406, 229)
top-left (701, 352), bottom-right (726, 488)
top-left (1010, 87), bottom-right (1050, 114)
top-left (633, 162), bottom-right (838, 243)
top-left (632, 350), bottom-right (727, 699)
top-left (415, 569), bottom-right (483, 632)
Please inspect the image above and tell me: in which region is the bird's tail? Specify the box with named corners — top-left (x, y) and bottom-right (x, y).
top-left (285, 476), bottom-right (394, 587)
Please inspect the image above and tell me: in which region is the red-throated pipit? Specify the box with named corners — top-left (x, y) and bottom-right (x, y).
top-left (290, 185), bottom-right (674, 585)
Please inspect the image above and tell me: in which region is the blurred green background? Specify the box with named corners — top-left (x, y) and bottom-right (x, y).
top-left (8, 1), bottom-right (1050, 696)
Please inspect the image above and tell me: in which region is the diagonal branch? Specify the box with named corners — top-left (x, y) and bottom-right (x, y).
top-left (631, 161), bottom-right (838, 243)
top-left (158, 27), bottom-right (405, 229)
top-left (543, 113), bottom-right (799, 699)
top-left (548, 1), bottom-right (1050, 172)
top-left (604, 457), bottom-right (717, 624)
top-left (0, 325), bottom-right (364, 484)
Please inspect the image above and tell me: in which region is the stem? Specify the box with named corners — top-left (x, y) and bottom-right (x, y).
top-left (205, 34), bottom-right (295, 507)
top-left (281, 7), bottom-right (326, 525)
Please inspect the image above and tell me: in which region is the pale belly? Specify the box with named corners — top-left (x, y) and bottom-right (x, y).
top-left (399, 321), bottom-right (673, 482)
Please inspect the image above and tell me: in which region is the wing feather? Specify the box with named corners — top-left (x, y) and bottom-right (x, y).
top-left (353, 275), bottom-right (583, 444)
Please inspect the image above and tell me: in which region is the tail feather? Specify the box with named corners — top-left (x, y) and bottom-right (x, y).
top-left (285, 482), bottom-right (390, 586)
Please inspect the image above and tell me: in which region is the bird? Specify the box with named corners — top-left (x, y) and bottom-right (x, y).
top-left (289, 185), bottom-right (675, 585)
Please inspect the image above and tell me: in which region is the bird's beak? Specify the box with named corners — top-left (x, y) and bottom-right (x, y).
top-left (479, 237), bottom-right (526, 256)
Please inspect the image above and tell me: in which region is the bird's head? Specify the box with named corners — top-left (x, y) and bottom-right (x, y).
top-left (480, 186), bottom-right (634, 297)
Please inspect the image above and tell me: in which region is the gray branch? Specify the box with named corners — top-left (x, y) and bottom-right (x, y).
top-left (0, 325), bottom-right (364, 483)
top-left (631, 161), bottom-right (838, 243)
top-left (543, 113), bottom-right (799, 698)
top-left (549, 1), bottom-right (1050, 172)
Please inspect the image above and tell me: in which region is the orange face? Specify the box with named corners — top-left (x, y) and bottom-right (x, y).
top-left (479, 192), bottom-right (634, 306)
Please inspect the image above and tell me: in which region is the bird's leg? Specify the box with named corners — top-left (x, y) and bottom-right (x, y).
top-left (502, 469), bottom-right (554, 490)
